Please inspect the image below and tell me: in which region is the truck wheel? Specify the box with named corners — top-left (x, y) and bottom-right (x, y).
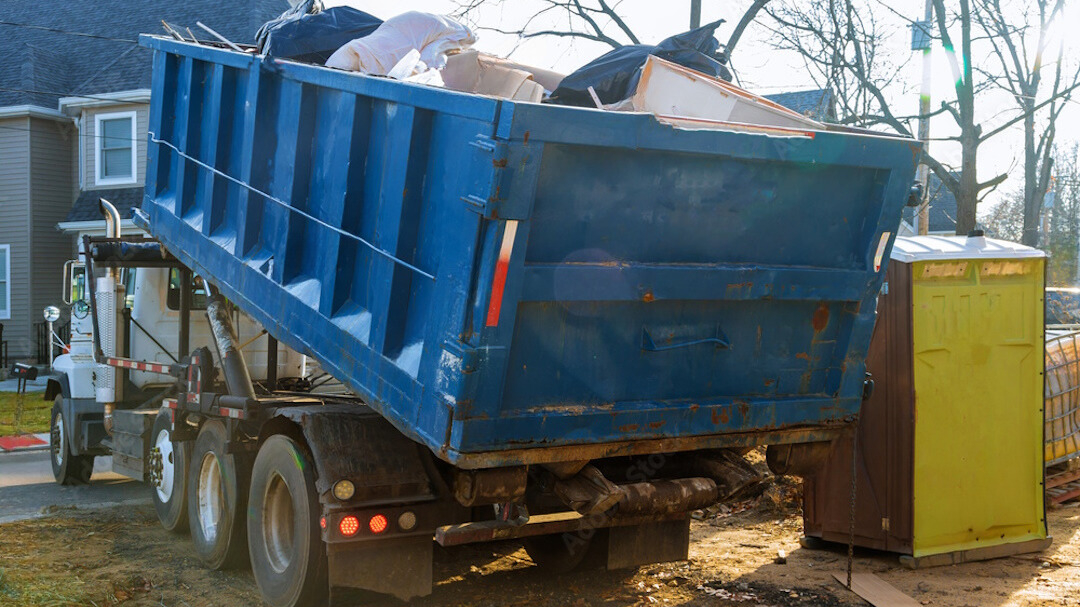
top-left (151, 411), bottom-right (189, 533)
top-left (523, 531), bottom-right (600, 573)
top-left (248, 434), bottom-right (328, 607)
top-left (50, 398), bottom-right (93, 485)
top-left (187, 420), bottom-right (249, 569)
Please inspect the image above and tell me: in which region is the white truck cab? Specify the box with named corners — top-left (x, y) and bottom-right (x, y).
top-left (46, 240), bottom-right (305, 485)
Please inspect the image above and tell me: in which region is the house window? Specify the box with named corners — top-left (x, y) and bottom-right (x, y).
top-left (0, 245), bottom-right (9, 320)
top-left (95, 111), bottom-right (137, 186)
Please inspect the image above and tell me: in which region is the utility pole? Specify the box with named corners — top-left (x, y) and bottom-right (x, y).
top-left (913, 0), bottom-right (934, 235)
top-left (690, 0), bottom-right (701, 28)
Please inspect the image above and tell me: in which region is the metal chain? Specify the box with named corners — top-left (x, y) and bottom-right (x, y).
top-left (846, 420), bottom-right (859, 588)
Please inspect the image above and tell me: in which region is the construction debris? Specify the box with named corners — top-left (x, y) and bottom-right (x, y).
top-left (325, 11), bottom-right (475, 77)
top-left (627, 56), bottom-right (822, 130)
top-left (441, 50), bottom-right (545, 102)
top-left (548, 20), bottom-right (731, 107)
top-left (256, 2), bottom-right (381, 64)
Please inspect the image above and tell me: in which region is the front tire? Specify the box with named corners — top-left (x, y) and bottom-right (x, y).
top-left (50, 398), bottom-right (93, 485)
top-left (187, 420), bottom-right (249, 569)
top-left (248, 434), bottom-right (328, 607)
top-left (150, 411), bottom-right (189, 533)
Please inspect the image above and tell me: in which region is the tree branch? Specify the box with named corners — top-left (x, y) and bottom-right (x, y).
top-left (725, 0), bottom-right (770, 58)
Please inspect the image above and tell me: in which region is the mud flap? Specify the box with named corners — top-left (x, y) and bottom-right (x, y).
top-left (273, 404), bottom-right (436, 503)
top-left (605, 518), bottom-right (690, 570)
top-left (328, 537), bottom-right (433, 600)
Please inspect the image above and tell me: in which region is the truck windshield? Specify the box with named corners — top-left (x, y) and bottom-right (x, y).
top-left (166, 268), bottom-right (208, 310)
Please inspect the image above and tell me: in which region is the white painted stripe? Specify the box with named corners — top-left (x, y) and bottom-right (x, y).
top-left (499, 220), bottom-right (519, 263)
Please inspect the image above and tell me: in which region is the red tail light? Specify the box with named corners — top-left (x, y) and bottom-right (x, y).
top-left (339, 515), bottom-right (359, 537)
top-left (368, 514), bottom-right (388, 534)
top-left (320, 516), bottom-right (327, 530)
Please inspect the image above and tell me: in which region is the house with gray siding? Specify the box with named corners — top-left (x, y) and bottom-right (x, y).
top-left (0, 106), bottom-right (76, 361)
top-left (0, 0), bottom-right (285, 360)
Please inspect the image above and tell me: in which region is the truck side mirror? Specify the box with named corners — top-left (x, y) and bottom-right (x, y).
top-left (62, 260), bottom-right (74, 305)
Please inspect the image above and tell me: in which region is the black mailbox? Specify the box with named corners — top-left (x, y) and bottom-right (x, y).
top-left (10, 363), bottom-right (38, 381)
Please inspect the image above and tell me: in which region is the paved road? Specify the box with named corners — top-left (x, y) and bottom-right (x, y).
top-left (0, 450), bottom-right (149, 523)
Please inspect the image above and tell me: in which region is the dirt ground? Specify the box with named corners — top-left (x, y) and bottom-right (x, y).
top-left (0, 479), bottom-right (1077, 607)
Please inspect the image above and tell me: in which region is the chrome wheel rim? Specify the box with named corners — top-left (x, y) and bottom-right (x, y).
top-left (262, 471), bottom-right (295, 574)
top-left (154, 428), bottom-right (175, 503)
top-left (197, 452), bottom-right (224, 543)
top-left (52, 412), bottom-right (65, 468)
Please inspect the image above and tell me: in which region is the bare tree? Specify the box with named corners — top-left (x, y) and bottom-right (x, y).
top-left (1045, 144), bottom-right (1080, 282)
top-left (982, 143), bottom-right (1080, 281)
top-left (767, 0), bottom-right (1000, 234)
top-left (767, 0), bottom-right (1080, 235)
top-left (981, 190), bottom-right (1025, 242)
top-left (454, 0), bottom-right (641, 49)
top-left (974, 0), bottom-right (1080, 246)
top-left (453, 1), bottom-right (771, 61)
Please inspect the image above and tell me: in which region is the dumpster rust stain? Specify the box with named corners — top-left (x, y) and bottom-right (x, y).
top-left (642, 291), bottom-right (655, 303)
top-left (619, 424), bottom-right (640, 433)
top-left (648, 421), bottom-right (666, 430)
top-left (711, 406), bottom-right (731, 425)
top-left (811, 303), bottom-right (830, 332)
top-left (493, 157), bottom-right (508, 168)
top-left (736, 400), bottom-right (750, 419)
top-left (800, 304), bottom-right (833, 392)
top-left (726, 282), bottom-right (752, 296)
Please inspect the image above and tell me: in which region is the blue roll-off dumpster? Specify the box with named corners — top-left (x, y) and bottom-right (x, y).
top-left (137, 35), bottom-right (919, 470)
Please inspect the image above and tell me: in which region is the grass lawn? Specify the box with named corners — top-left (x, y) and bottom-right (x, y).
top-left (0, 392), bottom-right (53, 437)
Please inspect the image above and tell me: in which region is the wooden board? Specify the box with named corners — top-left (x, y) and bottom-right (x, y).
top-left (1047, 467), bottom-right (1080, 505)
top-left (833, 573), bottom-right (920, 607)
top-left (898, 537), bottom-right (1053, 569)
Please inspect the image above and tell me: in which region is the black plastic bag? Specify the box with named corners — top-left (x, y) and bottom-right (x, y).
top-left (256, 0), bottom-right (383, 65)
top-left (549, 20), bottom-right (731, 107)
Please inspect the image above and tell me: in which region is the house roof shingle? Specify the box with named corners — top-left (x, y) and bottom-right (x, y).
top-left (903, 172), bottom-right (960, 233)
top-left (65, 187), bottom-right (143, 223)
top-left (764, 88), bottom-right (836, 121)
top-left (0, 0), bottom-right (288, 108)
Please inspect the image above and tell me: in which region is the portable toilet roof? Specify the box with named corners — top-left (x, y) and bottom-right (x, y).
top-left (891, 234), bottom-right (1045, 262)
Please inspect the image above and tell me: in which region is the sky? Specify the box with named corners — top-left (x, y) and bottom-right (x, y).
top-left (329, 0), bottom-right (1080, 215)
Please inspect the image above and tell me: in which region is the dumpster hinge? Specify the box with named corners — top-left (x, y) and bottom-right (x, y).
top-left (461, 136), bottom-right (510, 219)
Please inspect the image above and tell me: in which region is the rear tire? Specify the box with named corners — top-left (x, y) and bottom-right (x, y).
top-left (187, 420), bottom-right (249, 569)
top-left (151, 411), bottom-right (189, 533)
top-left (50, 398), bottom-right (93, 485)
top-left (248, 434), bottom-right (328, 607)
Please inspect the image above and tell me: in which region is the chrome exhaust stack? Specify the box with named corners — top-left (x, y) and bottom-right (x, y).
top-left (95, 198), bottom-right (124, 433)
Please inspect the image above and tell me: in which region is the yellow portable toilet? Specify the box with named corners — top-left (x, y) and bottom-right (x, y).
top-left (804, 233), bottom-right (1050, 567)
